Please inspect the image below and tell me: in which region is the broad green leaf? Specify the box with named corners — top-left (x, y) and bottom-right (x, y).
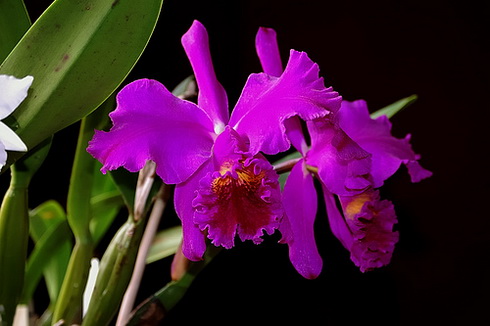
top-left (29, 200), bottom-right (67, 241)
top-left (146, 226), bottom-right (182, 264)
top-left (28, 200), bottom-right (72, 307)
top-left (108, 169), bottom-right (140, 211)
top-left (0, 0), bottom-right (31, 63)
top-left (370, 94), bottom-right (418, 119)
top-left (90, 188), bottom-right (124, 245)
top-left (0, 0), bottom-right (164, 168)
top-left (22, 220), bottom-right (71, 304)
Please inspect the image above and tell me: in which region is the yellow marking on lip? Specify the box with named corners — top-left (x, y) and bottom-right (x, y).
top-left (344, 193), bottom-right (372, 220)
top-left (219, 161), bottom-right (233, 175)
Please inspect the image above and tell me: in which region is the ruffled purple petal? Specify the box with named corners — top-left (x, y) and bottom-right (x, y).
top-left (174, 159), bottom-right (214, 261)
top-left (255, 27), bottom-right (283, 77)
top-left (87, 79), bottom-right (215, 184)
top-left (192, 127), bottom-right (282, 248)
top-left (230, 50), bottom-right (341, 156)
top-left (181, 20), bottom-right (229, 132)
top-left (338, 100), bottom-right (432, 187)
top-left (281, 159), bottom-right (322, 279)
top-left (339, 190), bottom-right (399, 272)
top-left (307, 117), bottom-right (372, 196)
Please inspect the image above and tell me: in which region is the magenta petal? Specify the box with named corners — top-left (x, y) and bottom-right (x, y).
top-left (87, 79), bottom-right (215, 184)
top-left (307, 118), bottom-right (371, 196)
top-left (192, 127), bottom-right (282, 248)
top-left (339, 190), bottom-right (399, 272)
top-left (181, 20), bottom-right (229, 131)
top-left (405, 158), bottom-right (433, 182)
top-left (338, 100), bottom-right (431, 186)
top-left (230, 50), bottom-right (341, 156)
top-left (282, 159), bottom-right (322, 279)
top-left (174, 159), bottom-right (214, 261)
top-left (255, 27), bottom-right (283, 77)
top-left (323, 189), bottom-right (354, 251)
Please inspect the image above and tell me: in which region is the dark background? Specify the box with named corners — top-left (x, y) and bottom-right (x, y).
top-left (5, 0), bottom-right (489, 325)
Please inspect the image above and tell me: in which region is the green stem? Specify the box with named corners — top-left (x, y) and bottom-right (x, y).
top-left (116, 184), bottom-right (171, 326)
top-left (52, 115), bottom-right (97, 324)
top-left (0, 139), bottom-right (51, 325)
top-left (81, 217), bottom-right (146, 326)
top-left (0, 171), bottom-right (29, 326)
top-left (51, 240), bottom-right (94, 325)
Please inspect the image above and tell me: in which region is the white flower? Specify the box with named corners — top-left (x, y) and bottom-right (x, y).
top-left (0, 74), bottom-right (33, 170)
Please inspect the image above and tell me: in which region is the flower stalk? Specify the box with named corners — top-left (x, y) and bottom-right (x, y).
top-left (52, 99), bottom-right (114, 324)
top-left (0, 164), bottom-right (30, 325)
top-left (116, 183), bottom-right (172, 326)
top-left (81, 161), bottom-right (158, 326)
top-left (52, 115), bottom-right (97, 325)
top-left (0, 138), bottom-right (51, 325)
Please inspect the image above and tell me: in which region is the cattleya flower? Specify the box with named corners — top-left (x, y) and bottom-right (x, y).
top-left (0, 74), bottom-right (32, 170)
top-left (87, 20), bottom-right (341, 261)
top-left (256, 27), bottom-right (431, 278)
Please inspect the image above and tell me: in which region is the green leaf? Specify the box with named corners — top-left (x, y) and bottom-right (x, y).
top-left (0, 0), bottom-right (31, 63)
top-left (90, 189), bottom-right (124, 245)
top-left (29, 200), bottom-right (67, 241)
top-left (28, 201), bottom-right (72, 309)
top-left (146, 226), bottom-right (182, 264)
top-left (22, 220), bottom-right (71, 304)
top-left (0, 0), bottom-right (164, 165)
top-left (370, 94), bottom-right (418, 119)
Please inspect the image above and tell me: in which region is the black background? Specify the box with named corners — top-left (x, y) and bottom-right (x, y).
top-left (4, 0), bottom-right (489, 325)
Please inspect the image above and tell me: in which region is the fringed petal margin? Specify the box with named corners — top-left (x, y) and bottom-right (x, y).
top-left (230, 50), bottom-right (341, 156)
top-left (339, 190), bottom-right (399, 272)
top-left (87, 79), bottom-right (216, 184)
top-left (192, 127), bottom-right (283, 249)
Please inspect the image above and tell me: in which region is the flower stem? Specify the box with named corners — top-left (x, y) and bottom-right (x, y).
top-left (52, 116), bottom-right (96, 325)
top-left (115, 184), bottom-right (172, 326)
top-left (0, 139), bottom-right (51, 325)
top-left (273, 158), bottom-right (301, 174)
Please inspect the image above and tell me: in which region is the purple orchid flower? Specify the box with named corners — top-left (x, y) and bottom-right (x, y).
top-left (87, 20), bottom-right (341, 261)
top-left (320, 99), bottom-right (432, 272)
top-left (256, 27), bottom-right (431, 278)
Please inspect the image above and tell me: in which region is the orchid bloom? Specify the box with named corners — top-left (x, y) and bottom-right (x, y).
top-left (0, 74), bottom-right (32, 170)
top-left (87, 20), bottom-right (341, 260)
top-left (256, 27), bottom-right (431, 278)
top-left (321, 99), bottom-right (432, 272)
